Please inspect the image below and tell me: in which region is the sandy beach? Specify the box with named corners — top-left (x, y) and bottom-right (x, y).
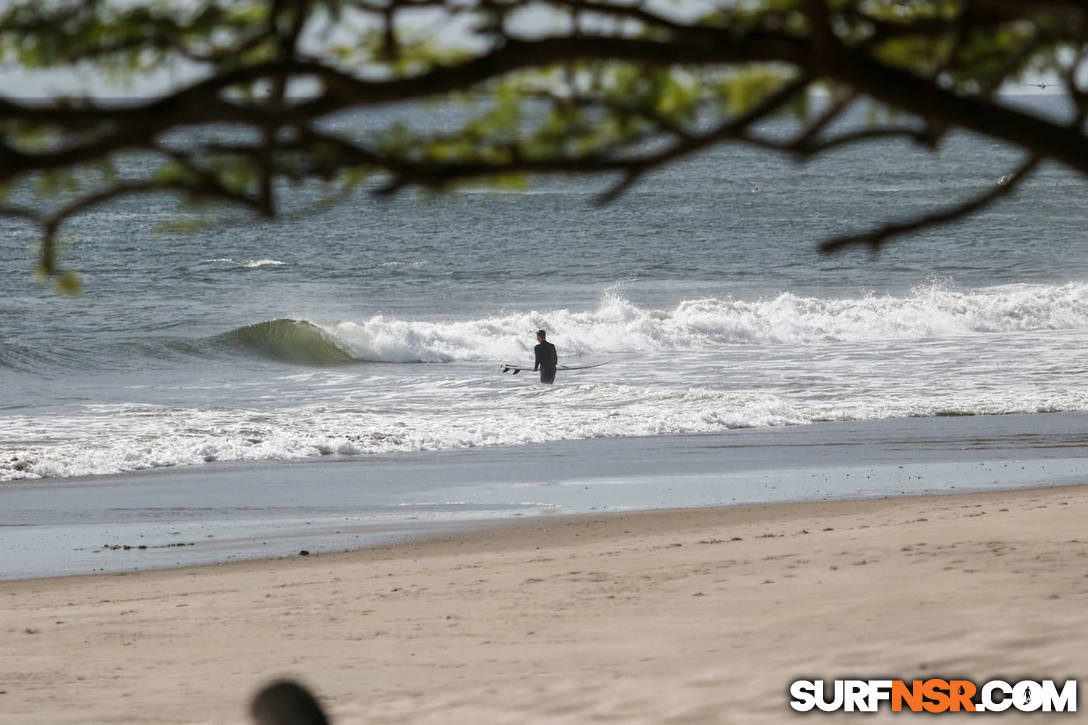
top-left (2, 483), bottom-right (1085, 724)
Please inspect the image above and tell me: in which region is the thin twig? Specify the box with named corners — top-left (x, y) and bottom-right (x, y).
top-left (818, 155), bottom-right (1041, 254)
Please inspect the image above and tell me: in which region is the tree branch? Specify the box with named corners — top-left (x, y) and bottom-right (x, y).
top-left (818, 155), bottom-right (1041, 254)
top-left (6, 0), bottom-right (1088, 278)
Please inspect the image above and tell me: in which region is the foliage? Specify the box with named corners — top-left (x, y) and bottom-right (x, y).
top-left (2, 0), bottom-right (1087, 284)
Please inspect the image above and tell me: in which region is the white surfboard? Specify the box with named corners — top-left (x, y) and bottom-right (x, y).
top-left (500, 360), bottom-right (610, 375)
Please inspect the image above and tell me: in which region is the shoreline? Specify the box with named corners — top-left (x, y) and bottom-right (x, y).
top-left (2, 484), bottom-right (1086, 723)
top-left (4, 412), bottom-right (1088, 580)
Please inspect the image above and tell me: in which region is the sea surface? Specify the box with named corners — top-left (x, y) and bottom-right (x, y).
top-left (3, 95), bottom-right (1088, 483)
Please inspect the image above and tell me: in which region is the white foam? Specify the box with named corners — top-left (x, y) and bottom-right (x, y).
top-left (304, 282), bottom-right (1088, 362)
top-left (8, 281), bottom-right (1088, 480)
top-left (5, 372), bottom-right (1088, 480)
top-left (205, 258), bottom-right (286, 268)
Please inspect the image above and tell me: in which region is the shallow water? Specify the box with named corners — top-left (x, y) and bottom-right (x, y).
top-left (3, 413), bottom-right (1088, 579)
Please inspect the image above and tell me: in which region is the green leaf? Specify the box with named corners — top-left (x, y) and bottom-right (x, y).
top-left (55, 270), bottom-right (82, 296)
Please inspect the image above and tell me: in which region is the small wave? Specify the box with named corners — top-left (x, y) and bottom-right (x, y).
top-left (218, 320), bottom-right (355, 365)
top-left (0, 343), bottom-right (54, 374)
top-left (359, 261), bottom-right (426, 271)
top-left (205, 258), bottom-right (286, 268)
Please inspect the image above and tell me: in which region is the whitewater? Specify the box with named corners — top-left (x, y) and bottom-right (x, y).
top-left (4, 280), bottom-right (1088, 480)
top-left (4, 96), bottom-right (1088, 482)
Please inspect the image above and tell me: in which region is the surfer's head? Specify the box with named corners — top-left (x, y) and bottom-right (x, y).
top-left (536, 329), bottom-right (547, 342)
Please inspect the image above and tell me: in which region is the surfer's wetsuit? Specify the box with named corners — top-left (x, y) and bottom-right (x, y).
top-left (534, 341), bottom-right (558, 384)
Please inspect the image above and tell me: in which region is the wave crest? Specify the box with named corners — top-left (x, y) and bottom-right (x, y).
top-left (208, 282), bottom-right (1088, 366)
top-left (219, 319), bottom-right (355, 365)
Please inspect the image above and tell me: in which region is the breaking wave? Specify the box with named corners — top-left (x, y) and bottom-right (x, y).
top-left (8, 279), bottom-right (1088, 480)
top-left (218, 320), bottom-right (355, 365)
top-left (205, 258), bottom-right (286, 268)
top-left (5, 281), bottom-right (1088, 373)
top-left (215, 281), bottom-right (1088, 366)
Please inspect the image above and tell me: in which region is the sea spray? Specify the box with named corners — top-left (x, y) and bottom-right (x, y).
top-left (207, 282), bottom-right (1088, 366)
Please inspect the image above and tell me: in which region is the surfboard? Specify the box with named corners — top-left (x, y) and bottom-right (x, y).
top-left (500, 360), bottom-right (610, 375)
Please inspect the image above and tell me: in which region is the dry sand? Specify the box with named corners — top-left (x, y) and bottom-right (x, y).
top-left (2, 485), bottom-right (1086, 724)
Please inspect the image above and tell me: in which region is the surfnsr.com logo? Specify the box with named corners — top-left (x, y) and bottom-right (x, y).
top-left (789, 679), bottom-right (1078, 713)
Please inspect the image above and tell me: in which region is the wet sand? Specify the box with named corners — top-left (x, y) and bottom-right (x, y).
top-left (2, 484), bottom-right (1086, 724)
top-left (5, 413), bottom-right (1088, 580)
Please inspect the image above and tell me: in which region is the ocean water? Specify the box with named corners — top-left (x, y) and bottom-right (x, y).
top-left (3, 96), bottom-right (1088, 482)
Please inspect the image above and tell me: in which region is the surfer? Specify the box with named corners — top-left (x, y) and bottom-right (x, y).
top-left (533, 329), bottom-right (558, 384)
